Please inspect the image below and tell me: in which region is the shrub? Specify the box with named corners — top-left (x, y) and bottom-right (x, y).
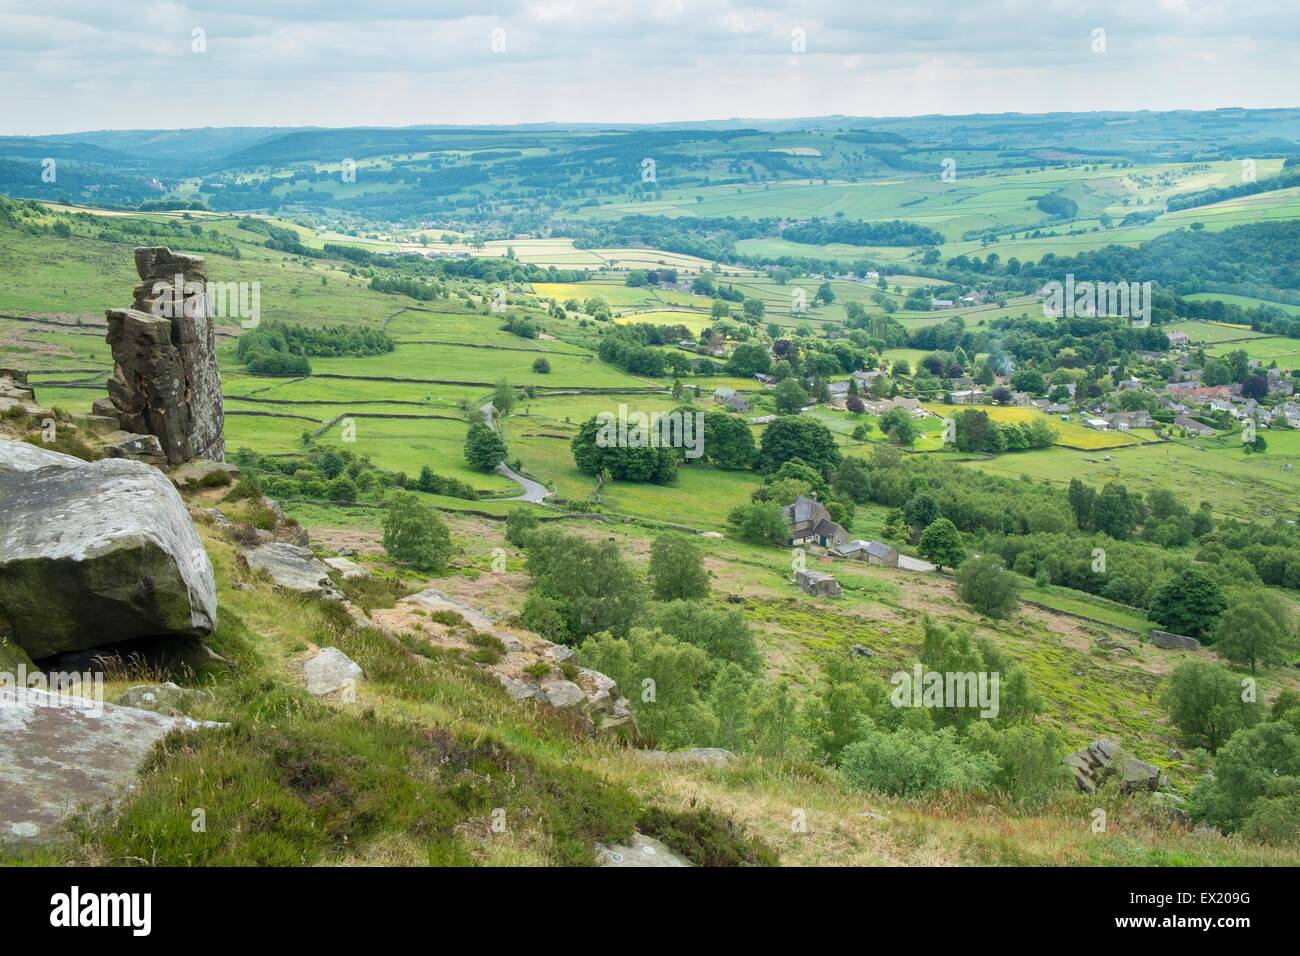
top-left (532, 357), bottom-right (551, 374)
top-left (648, 534), bottom-right (709, 601)
top-left (504, 507), bottom-right (540, 548)
top-left (839, 724), bottom-right (999, 797)
top-left (382, 491), bottom-right (453, 573)
top-left (956, 554), bottom-right (1020, 618)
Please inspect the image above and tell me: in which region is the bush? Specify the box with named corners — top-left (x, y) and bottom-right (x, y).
top-left (1164, 659), bottom-right (1262, 754)
top-left (381, 491), bottom-right (453, 573)
top-left (956, 555), bottom-right (1020, 618)
top-left (464, 423), bottom-right (507, 471)
top-left (504, 507), bottom-right (540, 548)
top-left (726, 501), bottom-right (788, 546)
top-left (648, 534), bottom-right (709, 602)
top-left (839, 724), bottom-right (999, 797)
top-left (532, 357), bottom-right (551, 374)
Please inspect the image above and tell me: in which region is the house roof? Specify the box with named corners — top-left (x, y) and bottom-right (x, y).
top-left (812, 518), bottom-right (846, 539)
top-left (865, 541), bottom-right (897, 558)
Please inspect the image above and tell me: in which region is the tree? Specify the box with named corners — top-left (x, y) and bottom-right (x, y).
top-left (801, 656), bottom-right (885, 762)
top-left (525, 529), bottom-right (645, 641)
top-left (382, 491), bottom-right (453, 572)
top-left (1090, 482), bottom-right (1140, 540)
top-left (578, 628), bottom-right (717, 748)
top-left (464, 422), bottom-right (507, 471)
top-left (756, 416), bottom-right (842, 475)
top-left (701, 411), bottom-right (756, 470)
top-left (504, 507), bottom-right (539, 548)
top-left (727, 501), bottom-right (789, 545)
top-left (570, 416), bottom-right (677, 484)
top-left (918, 518), bottom-right (965, 570)
top-left (1215, 594), bottom-right (1291, 673)
top-left (1067, 478), bottom-right (1096, 530)
top-left (772, 378), bottom-right (809, 414)
top-left (832, 457), bottom-right (872, 503)
top-left (709, 663), bottom-right (755, 753)
top-left (903, 492), bottom-right (940, 532)
top-left (1164, 658), bottom-right (1261, 754)
top-left (880, 406), bottom-right (916, 446)
top-left (1148, 567), bottom-right (1227, 639)
top-left (532, 357), bottom-right (551, 374)
top-left (653, 601), bottom-right (761, 671)
top-left (956, 555), bottom-right (1020, 618)
top-left (649, 534), bottom-right (710, 602)
top-left (1192, 715), bottom-right (1300, 839)
top-left (491, 379), bottom-right (516, 417)
top-left (727, 342), bottom-right (771, 377)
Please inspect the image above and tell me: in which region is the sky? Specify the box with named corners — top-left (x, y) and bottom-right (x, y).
top-left (0, 0), bottom-right (1296, 134)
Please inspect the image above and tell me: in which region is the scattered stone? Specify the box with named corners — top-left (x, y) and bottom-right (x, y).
top-left (0, 688), bottom-right (220, 843)
top-left (597, 833), bottom-right (691, 868)
top-left (105, 247), bottom-right (224, 465)
top-left (1150, 629), bottom-right (1201, 651)
top-left (641, 748), bottom-right (736, 767)
top-left (0, 440), bottom-right (216, 659)
top-left (1066, 739), bottom-right (1162, 795)
top-left (240, 543), bottom-right (343, 601)
top-left (726, 594), bottom-right (745, 604)
top-left (324, 556), bottom-right (370, 580)
top-left (850, 644), bottom-right (877, 658)
top-left (1151, 791), bottom-right (1190, 824)
top-left (303, 647), bottom-right (365, 697)
top-left (496, 673), bottom-right (539, 702)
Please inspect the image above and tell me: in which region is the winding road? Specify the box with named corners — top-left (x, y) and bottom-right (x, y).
top-left (481, 401), bottom-right (552, 503)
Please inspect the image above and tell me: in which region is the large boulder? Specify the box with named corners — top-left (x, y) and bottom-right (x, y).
top-left (1150, 629), bottom-right (1201, 651)
top-left (105, 247), bottom-right (224, 465)
top-left (304, 647), bottom-right (365, 698)
top-left (0, 439), bottom-right (216, 660)
top-left (0, 687), bottom-right (219, 843)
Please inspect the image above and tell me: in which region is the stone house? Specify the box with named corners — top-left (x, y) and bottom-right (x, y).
top-left (795, 568), bottom-right (842, 598)
top-left (784, 495), bottom-right (849, 550)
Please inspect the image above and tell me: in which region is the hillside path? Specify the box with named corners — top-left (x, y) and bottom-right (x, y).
top-left (481, 401), bottom-right (552, 503)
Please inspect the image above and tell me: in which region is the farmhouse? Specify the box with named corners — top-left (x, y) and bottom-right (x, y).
top-left (931, 299), bottom-right (955, 310)
top-left (784, 495), bottom-right (849, 550)
top-left (1167, 330), bottom-right (1190, 347)
top-left (1103, 410), bottom-right (1153, 430)
top-left (950, 389), bottom-right (986, 404)
top-left (712, 387), bottom-right (751, 413)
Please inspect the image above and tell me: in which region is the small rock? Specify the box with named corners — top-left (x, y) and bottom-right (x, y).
top-left (116, 681), bottom-right (210, 715)
top-left (597, 833), bottom-right (691, 867)
top-left (544, 643), bottom-right (574, 662)
top-left (241, 542), bottom-right (343, 601)
top-left (304, 647), bottom-right (365, 698)
top-left (170, 459), bottom-right (241, 490)
top-left (850, 644), bottom-right (876, 657)
top-left (324, 556), bottom-right (370, 581)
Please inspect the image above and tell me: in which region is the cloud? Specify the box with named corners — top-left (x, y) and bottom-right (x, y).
top-left (0, 0), bottom-right (1294, 133)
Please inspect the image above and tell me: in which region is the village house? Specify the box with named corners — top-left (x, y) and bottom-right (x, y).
top-left (931, 299), bottom-right (955, 310)
top-left (712, 387), bottom-right (752, 413)
top-left (950, 388), bottom-right (986, 405)
top-left (1167, 329), bottom-right (1190, 347)
top-left (1103, 410), bottom-right (1153, 431)
top-left (827, 381), bottom-right (851, 400)
top-left (1174, 415), bottom-right (1217, 437)
top-left (784, 495), bottom-right (849, 550)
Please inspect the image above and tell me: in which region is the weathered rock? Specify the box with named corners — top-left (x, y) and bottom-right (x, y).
top-left (1066, 739), bottom-right (1163, 795)
top-left (68, 413), bottom-right (121, 433)
top-left (304, 646), bottom-right (365, 697)
top-left (850, 644), bottom-right (876, 657)
top-left (0, 687), bottom-right (220, 842)
top-left (641, 748), bottom-right (736, 767)
top-left (0, 439), bottom-right (82, 472)
top-left (538, 679), bottom-right (586, 709)
top-left (170, 459), bottom-right (240, 490)
top-left (597, 833), bottom-right (691, 868)
top-left (1150, 629), bottom-right (1201, 651)
top-left (1152, 791), bottom-right (1190, 824)
top-left (102, 429), bottom-right (167, 466)
top-left (240, 542), bottom-right (343, 600)
top-left (90, 397), bottom-right (119, 419)
top-left (0, 439), bottom-right (217, 659)
top-left (324, 556), bottom-right (370, 580)
top-left (105, 247), bottom-right (224, 465)
top-left (543, 642), bottom-right (574, 663)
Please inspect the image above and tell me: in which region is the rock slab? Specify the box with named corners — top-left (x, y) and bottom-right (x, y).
top-left (0, 688), bottom-right (218, 842)
top-left (304, 647), bottom-right (365, 697)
